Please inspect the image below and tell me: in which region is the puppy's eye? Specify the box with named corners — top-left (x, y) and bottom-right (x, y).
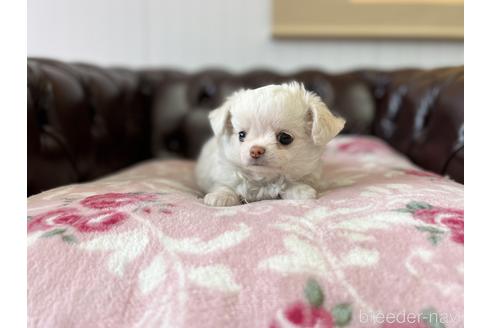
top-left (277, 132), bottom-right (293, 145)
top-left (238, 131), bottom-right (246, 142)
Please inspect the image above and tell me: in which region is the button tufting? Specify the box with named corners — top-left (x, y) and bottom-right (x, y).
top-left (27, 58), bottom-right (464, 195)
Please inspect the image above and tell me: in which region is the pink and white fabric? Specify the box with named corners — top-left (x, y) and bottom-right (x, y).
top-left (27, 136), bottom-right (464, 328)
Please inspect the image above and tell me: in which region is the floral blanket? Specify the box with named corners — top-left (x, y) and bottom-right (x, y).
top-left (27, 136), bottom-right (464, 328)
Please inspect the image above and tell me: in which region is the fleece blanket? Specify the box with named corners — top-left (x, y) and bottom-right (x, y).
top-left (27, 136), bottom-right (464, 328)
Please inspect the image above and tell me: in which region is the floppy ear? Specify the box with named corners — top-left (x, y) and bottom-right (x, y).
top-left (209, 101), bottom-right (232, 136)
top-left (306, 92), bottom-right (345, 145)
top-left (209, 90), bottom-right (245, 136)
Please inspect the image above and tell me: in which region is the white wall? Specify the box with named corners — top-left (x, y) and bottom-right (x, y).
top-left (27, 0), bottom-right (464, 73)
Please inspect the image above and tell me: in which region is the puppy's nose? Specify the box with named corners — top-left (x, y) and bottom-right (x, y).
top-left (250, 145), bottom-right (266, 159)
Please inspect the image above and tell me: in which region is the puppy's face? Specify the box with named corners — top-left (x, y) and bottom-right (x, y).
top-left (209, 82), bottom-right (345, 178)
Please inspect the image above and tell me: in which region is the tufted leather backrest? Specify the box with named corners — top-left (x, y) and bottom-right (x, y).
top-left (27, 58), bottom-right (463, 195)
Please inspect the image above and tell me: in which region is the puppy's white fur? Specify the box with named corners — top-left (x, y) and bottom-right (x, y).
top-left (195, 82), bottom-right (345, 206)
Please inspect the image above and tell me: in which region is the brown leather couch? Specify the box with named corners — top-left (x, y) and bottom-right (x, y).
top-left (27, 58), bottom-right (464, 196)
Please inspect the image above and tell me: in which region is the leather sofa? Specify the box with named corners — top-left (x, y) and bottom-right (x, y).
top-left (27, 58), bottom-right (464, 196)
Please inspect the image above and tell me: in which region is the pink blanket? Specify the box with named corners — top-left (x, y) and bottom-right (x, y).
top-left (27, 136), bottom-right (463, 328)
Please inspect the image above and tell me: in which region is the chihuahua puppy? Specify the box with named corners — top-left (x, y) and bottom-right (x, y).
top-left (195, 82), bottom-right (345, 206)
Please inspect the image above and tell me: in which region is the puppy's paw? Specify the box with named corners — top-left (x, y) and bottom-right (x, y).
top-left (281, 184), bottom-right (317, 200)
top-left (204, 191), bottom-right (241, 207)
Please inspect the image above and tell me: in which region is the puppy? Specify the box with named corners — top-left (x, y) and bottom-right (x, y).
top-left (195, 82), bottom-right (345, 207)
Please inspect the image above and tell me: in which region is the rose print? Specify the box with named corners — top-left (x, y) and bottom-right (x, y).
top-left (27, 192), bottom-right (165, 245)
top-left (270, 301), bottom-right (333, 328)
top-left (74, 211), bottom-right (128, 233)
top-left (270, 279), bottom-right (352, 328)
top-left (413, 207), bottom-right (463, 226)
top-left (441, 217), bottom-right (464, 244)
top-left (80, 192), bottom-right (157, 209)
top-left (28, 208), bottom-right (82, 233)
top-left (398, 201), bottom-right (464, 245)
top-left (28, 208), bottom-right (128, 234)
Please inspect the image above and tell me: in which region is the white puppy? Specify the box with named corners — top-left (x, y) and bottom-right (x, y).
top-left (195, 82), bottom-right (345, 206)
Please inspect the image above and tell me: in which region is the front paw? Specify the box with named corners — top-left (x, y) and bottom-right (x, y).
top-left (281, 184), bottom-right (317, 200)
top-left (204, 191), bottom-right (241, 207)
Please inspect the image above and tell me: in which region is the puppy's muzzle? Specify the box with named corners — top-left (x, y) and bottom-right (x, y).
top-left (250, 145), bottom-right (265, 159)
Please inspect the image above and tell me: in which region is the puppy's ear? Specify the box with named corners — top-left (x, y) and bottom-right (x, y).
top-left (209, 101), bottom-right (232, 136)
top-left (305, 91), bottom-right (345, 145)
